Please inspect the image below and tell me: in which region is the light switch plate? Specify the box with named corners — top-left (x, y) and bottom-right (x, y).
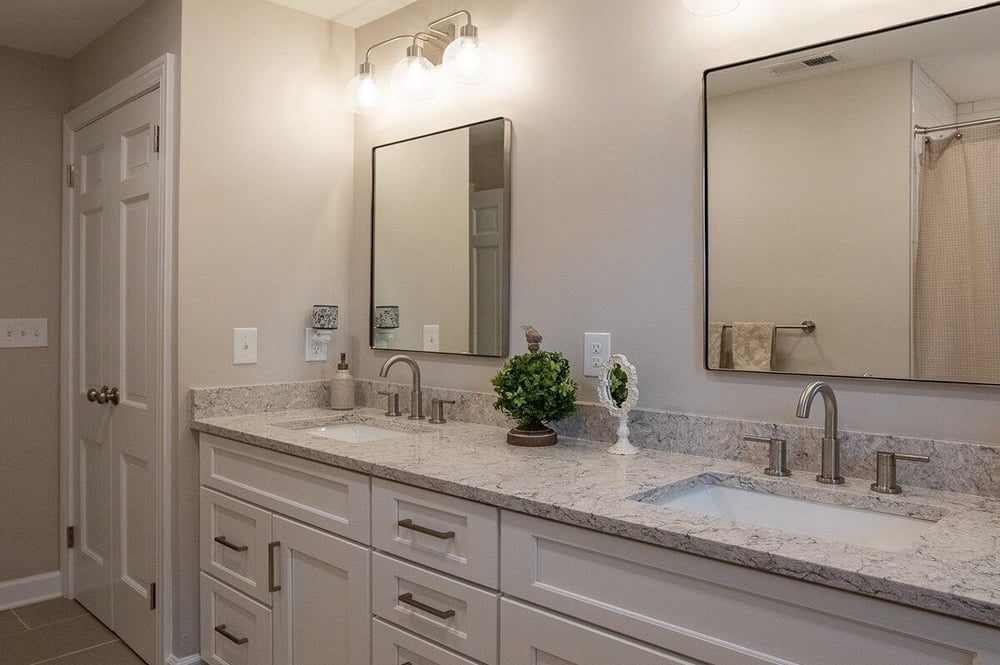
top-left (423, 324), bottom-right (440, 352)
top-left (584, 332), bottom-right (611, 377)
top-left (233, 328), bottom-right (258, 364)
top-left (0, 318), bottom-right (48, 348)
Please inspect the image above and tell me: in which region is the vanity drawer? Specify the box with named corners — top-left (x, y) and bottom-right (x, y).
top-left (200, 488), bottom-right (273, 604)
top-left (372, 477), bottom-right (498, 587)
top-left (373, 618), bottom-right (480, 665)
top-left (500, 598), bottom-right (698, 665)
top-left (500, 511), bottom-right (978, 665)
top-left (372, 552), bottom-right (499, 665)
top-left (200, 433), bottom-right (370, 543)
top-left (200, 572), bottom-right (272, 665)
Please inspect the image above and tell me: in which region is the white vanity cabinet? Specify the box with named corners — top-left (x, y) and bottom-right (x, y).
top-left (199, 434), bottom-right (372, 665)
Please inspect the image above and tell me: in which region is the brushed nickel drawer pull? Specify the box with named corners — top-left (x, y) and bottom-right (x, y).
top-left (214, 624), bottom-right (248, 645)
top-left (268, 541), bottom-right (281, 592)
top-left (397, 592), bottom-right (456, 619)
top-left (214, 535), bottom-right (249, 552)
top-left (397, 518), bottom-right (455, 540)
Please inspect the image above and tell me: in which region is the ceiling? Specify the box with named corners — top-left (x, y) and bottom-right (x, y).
top-left (0, 0), bottom-right (419, 60)
top-left (0, 0), bottom-right (147, 59)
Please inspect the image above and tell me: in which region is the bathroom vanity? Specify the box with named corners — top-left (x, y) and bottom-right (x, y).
top-left (193, 408), bottom-right (1000, 665)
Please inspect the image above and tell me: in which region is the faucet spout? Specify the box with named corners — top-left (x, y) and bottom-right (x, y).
top-left (795, 381), bottom-right (844, 485)
top-left (379, 354), bottom-right (424, 420)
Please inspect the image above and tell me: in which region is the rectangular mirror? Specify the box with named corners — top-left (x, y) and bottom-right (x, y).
top-left (705, 4), bottom-right (1000, 384)
top-left (371, 117), bottom-right (511, 357)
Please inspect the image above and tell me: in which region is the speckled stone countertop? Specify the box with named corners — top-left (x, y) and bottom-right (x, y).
top-left (191, 407), bottom-right (1000, 628)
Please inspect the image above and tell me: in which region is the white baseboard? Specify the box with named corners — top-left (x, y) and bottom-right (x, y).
top-left (167, 654), bottom-right (202, 665)
top-left (0, 571), bottom-right (62, 611)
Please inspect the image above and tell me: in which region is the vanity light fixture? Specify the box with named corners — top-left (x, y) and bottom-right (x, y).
top-left (684, 0), bottom-right (739, 16)
top-left (349, 9), bottom-right (489, 114)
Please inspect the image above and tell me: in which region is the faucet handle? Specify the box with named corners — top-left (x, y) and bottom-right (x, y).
top-left (429, 399), bottom-right (455, 424)
top-left (871, 451), bottom-right (930, 494)
top-left (377, 390), bottom-right (401, 417)
top-left (743, 436), bottom-right (792, 477)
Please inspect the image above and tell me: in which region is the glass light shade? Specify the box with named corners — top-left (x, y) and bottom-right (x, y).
top-left (347, 71), bottom-right (386, 115)
top-left (684, 0), bottom-right (739, 16)
top-left (391, 54), bottom-right (438, 101)
top-left (442, 35), bottom-right (490, 84)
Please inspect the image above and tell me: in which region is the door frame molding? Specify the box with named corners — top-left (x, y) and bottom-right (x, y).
top-left (60, 53), bottom-right (176, 665)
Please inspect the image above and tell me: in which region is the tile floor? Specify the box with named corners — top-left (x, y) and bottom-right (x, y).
top-left (0, 598), bottom-right (145, 665)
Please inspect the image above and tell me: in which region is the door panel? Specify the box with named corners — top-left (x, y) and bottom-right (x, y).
top-left (70, 87), bottom-right (160, 664)
top-left (272, 516), bottom-right (370, 665)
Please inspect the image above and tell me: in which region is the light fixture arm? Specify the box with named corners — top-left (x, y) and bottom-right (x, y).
top-left (426, 9), bottom-right (475, 39)
top-left (361, 34), bottom-right (414, 71)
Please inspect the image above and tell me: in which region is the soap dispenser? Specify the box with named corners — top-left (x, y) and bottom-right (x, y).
top-left (330, 353), bottom-right (355, 410)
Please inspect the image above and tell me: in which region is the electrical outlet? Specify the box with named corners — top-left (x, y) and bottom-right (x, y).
top-left (305, 327), bottom-right (328, 362)
top-left (233, 328), bottom-right (258, 364)
top-left (423, 324), bottom-right (440, 352)
top-left (583, 332), bottom-right (611, 377)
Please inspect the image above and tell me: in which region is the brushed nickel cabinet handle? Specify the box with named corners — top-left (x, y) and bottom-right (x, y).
top-left (214, 624), bottom-right (248, 645)
top-left (397, 518), bottom-right (455, 540)
top-left (214, 535), bottom-right (248, 552)
top-left (397, 592), bottom-right (455, 619)
top-left (268, 541), bottom-right (281, 592)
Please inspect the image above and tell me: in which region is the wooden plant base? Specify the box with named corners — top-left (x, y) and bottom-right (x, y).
top-left (507, 424), bottom-right (557, 447)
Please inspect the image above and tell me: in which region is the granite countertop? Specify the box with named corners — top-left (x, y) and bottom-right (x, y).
top-left (191, 407), bottom-right (1000, 628)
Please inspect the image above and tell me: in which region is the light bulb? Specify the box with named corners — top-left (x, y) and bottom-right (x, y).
top-left (347, 68), bottom-right (386, 115)
top-left (391, 50), bottom-right (438, 101)
top-left (684, 0), bottom-right (739, 16)
top-left (443, 31), bottom-right (489, 84)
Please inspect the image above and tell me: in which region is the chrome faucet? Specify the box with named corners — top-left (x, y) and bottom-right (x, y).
top-left (795, 381), bottom-right (844, 484)
top-left (379, 354), bottom-right (424, 420)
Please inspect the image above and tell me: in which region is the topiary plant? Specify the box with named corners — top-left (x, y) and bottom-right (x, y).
top-left (492, 326), bottom-right (577, 446)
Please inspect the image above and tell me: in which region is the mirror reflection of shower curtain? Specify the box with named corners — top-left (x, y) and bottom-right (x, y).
top-left (913, 125), bottom-right (1000, 382)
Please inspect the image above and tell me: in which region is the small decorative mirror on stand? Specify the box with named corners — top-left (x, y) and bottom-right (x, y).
top-left (598, 354), bottom-right (639, 456)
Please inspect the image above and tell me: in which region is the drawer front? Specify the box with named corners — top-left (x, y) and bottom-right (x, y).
top-left (500, 598), bottom-right (697, 665)
top-left (200, 488), bottom-right (273, 604)
top-left (373, 619), bottom-right (480, 665)
top-left (200, 573), bottom-right (272, 665)
top-left (372, 552), bottom-right (499, 665)
top-left (200, 433), bottom-right (370, 543)
top-left (372, 478), bottom-right (498, 587)
top-left (501, 511), bottom-right (979, 665)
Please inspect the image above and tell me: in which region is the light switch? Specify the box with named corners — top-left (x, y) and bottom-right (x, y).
top-left (0, 318), bottom-right (48, 348)
top-left (423, 324), bottom-right (440, 352)
top-left (233, 328), bottom-right (258, 364)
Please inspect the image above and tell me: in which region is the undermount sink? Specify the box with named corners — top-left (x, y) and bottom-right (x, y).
top-left (632, 475), bottom-right (938, 551)
top-left (300, 423), bottom-right (409, 443)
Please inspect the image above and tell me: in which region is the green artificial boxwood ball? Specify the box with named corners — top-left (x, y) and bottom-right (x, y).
top-left (492, 350), bottom-right (578, 429)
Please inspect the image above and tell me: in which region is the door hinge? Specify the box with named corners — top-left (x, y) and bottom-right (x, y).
top-left (66, 165), bottom-right (74, 188)
top-left (66, 526), bottom-right (75, 548)
top-left (149, 582), bottom-right (156, 610)
top-left (153, 125), bottom-right (160, 153)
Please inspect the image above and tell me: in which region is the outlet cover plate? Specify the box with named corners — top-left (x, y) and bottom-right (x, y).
top-left (584, 332), bottom-right (611, 377)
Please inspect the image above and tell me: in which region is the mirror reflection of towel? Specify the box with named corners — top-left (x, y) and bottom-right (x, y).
top-left (708, 322), bottom-right (724, 368)
top-left (732, 322), bottom-right (775, 370)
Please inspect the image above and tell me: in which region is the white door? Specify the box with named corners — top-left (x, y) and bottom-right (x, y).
top-left (272, 516), bottom-right (371, 665)
top-left (469, 188), bottom-right (504, 355)
top-left (70, 88), bottom-right (161, 663)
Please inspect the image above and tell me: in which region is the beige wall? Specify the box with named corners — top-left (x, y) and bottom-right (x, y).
top-left (0, 47), bottom-right (70, 583)
top-left (348, 0), bottom-right (1000, 446)
top-left (176, 0), bottom-right (355, 652)
top-left (708, 62), bottom-right (913, 377)
top-left (68, 0), bottom-right (181, 109)
top-left (374, 128), bottom-right (470, 351)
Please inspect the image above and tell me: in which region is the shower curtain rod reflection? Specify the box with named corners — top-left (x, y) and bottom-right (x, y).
top-left (914, 115), bottom-right (1000, 134)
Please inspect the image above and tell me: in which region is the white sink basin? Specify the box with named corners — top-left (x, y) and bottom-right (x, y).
top-left (301, 423), bottom-right (407, 443)
top-left (636, 478), bottom-right (937, 551)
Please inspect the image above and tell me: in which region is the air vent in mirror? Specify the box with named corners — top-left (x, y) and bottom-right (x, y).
top-left (763, 52), bottom-right (840, 76)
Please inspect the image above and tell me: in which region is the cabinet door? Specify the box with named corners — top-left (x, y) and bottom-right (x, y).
top-left (272, 516), bottom-right (371, 665)
top-left (201, 572), bottom-right (273, 665)
top-left (500, 599), bottom-right (698, 665)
